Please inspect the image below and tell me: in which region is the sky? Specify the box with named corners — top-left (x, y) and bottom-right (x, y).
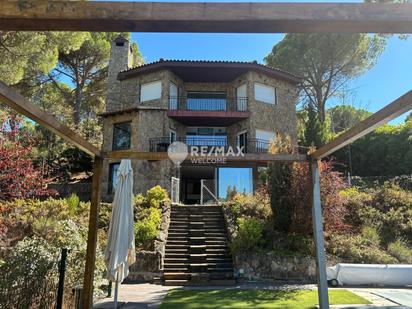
top-left (111, 0), bottom-right (412, 124)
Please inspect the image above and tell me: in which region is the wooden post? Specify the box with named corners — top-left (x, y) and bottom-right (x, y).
top-left (310, 160), bottom-right (329, 309)
top-left (82, 157), bottom-right (103, 309)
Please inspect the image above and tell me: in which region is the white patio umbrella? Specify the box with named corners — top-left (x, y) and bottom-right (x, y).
top-left (104, 159), bottom-right (135, 309)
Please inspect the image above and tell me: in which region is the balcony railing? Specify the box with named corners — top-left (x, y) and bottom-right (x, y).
top-left (149, 136), bottom-right (271, 154)
top-left (168, 97), bottom-right (248, 112)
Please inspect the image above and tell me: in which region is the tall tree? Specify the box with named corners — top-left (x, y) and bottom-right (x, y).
top-left (329, 105), bottom-right (372, 134)
top-left (0, 31), bottom-right (87, 86)
top-left (303, 104), bottom-right (330, 148)
top-left (265, 33), bottom-right (385, 122)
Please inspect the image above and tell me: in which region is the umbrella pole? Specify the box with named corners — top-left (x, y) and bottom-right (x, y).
top-left (114, 273), bottom-right (119, 309)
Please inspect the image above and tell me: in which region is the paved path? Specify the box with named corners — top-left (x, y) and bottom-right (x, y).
top-left (94, 283), bottom-right (177, 309)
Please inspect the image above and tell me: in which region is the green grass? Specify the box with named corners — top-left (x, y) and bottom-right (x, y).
top-left (160, 289), bottom-right (371, 309)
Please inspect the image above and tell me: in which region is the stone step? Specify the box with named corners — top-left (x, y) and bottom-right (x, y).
top-left (164, 258), bottom-right (190, 263)
top-left (167, 240), bottom-right (189, 244)
top-left (163, 267), bottom-right (189, 273)
top-left (189, 230), bottom-right (205, 237)
top-left (166, 244), bottom-right (190, 250)
top-left (204, 240), bottom-right (227, 245)
top-left (164, 253), bottom-right (190, 258)
top-left (164, 279), bottom-right (191, 286)
top-left (163, 263), bottom-right (189, 269)
top-left (164, 272), bottom-right (191, 280)
top-left (166, 247), bottom-right (189, 251)
top-left (190, 263), bottom-right (208, 272)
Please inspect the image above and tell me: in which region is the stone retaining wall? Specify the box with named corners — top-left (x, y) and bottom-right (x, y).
top-left (234, 252), bottom-right (317, 282)
top-left (127, 201), bottom-right (171, 282)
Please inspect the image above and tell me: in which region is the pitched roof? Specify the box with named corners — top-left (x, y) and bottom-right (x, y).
top-left (117, 59), bottom-right (301, 84)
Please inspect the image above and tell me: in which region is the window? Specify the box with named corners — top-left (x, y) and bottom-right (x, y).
top-left (186, 127), bottom-right (227, 147)
top-left (169, 82), bottom-right (178, 110)
top-left (237, 131), bottom-right (248, 153)
top-left (254, 83), bottom-right (276, 105)
top-left (256, 129), bottom-right (276, 151)
top-left (140, 80), bottom-right (162, 102)
top-left (187, 92), bottom-right (227, 111)
top-left (236, 83), bottom-right (247, 111)
top-left (218, 168), bottom-right (253, 199)
top-left (112, 122), bottom-right (131, 150)
top-left (170, 130), bottom-right (176, 143)
top-left (108, 162), bottom-right (120, 194)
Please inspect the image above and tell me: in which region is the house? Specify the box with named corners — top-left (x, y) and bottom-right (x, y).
top-left (100, 36), bottom-right (300, 203)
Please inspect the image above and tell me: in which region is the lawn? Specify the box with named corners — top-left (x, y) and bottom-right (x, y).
top-left (160, 289), bottom-right (371, 309)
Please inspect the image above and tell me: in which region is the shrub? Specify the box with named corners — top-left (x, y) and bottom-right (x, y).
top-left (65, 193), bottom-right (80, 215)
top-left (134, 207), bottom-right (162, 250)
top-left (268, 160), bottom-right (348, 234)
top-left (341, 183), bottom-right (412, 246)
top-left (229, 218), bottom-right (263, 254)
top-left (327, 233), bottom-right (397, 264)
top-left (146, 185), bottom-right (169, 208)
top-left (388, 239), bottom-right (412, 263)
top-left (0, 237), bottom-right (58, 309)
top-left (226, 189), bottom-right (272, 221)
top-left (272, 232), bottom-right (315, 257)
top-left (268, 162), bottom-right (294, 232)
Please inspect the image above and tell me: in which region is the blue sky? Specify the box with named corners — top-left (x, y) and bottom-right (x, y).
top-left (117, 0), bottom-right (412, 123)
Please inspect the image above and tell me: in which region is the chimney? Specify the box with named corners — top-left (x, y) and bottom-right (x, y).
top-left (106, 35), bottom-right (133, 112)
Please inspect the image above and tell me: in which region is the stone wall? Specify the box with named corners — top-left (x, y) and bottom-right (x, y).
top-left (48, 182), bottom-right (92, 201)
top-left (234, 253), bottom-right (317, 282)
top-left (127, 201), bottom-right (171, 282)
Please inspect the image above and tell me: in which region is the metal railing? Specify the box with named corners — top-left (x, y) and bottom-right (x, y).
top-left (168, 96), bottom-right (248, 112)
top-left (200, 179), bottom-right (219, 205)
top-left (149, 136), bottom-right (271, 154)
top-left (171, 177), bottom-right (180, 204)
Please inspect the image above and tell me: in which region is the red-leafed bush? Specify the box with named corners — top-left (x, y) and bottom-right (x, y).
top-left (0, 113), bottom-right (55, 200)
top-left (269, 160), bottom-right (350, 235)
top-left (291, 161), bottom-right (350, 234)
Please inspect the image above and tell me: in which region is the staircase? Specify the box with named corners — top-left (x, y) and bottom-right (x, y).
top-left (163, 205), bottom-right (235, 286)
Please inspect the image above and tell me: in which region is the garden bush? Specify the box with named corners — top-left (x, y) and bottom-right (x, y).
top-left (134, 207), bottom-right (162, 250)
top-left (0, 198), bottom-right (107, 308)
top-left (387, 239), bottom-right (412, 263)
top-left (133, 185), bottom-right (169, 250)
top-left (0, 237), bottom-right (58, 309)
top-left (327, 232), bottom-right (397, 264)
top-left (341, 184), bottom-right (412, 246)
top-left (229, 218), bottom-right (263, 254)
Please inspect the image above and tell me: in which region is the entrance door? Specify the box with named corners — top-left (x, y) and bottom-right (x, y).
top-left (181, 165), bottom-right (215, 204)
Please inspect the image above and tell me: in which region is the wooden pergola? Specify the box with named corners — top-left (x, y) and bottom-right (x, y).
top-left (1, 2), bottom-right (412, 308)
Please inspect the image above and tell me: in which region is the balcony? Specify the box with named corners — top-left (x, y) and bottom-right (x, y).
top-left (167, 96), bottom-right (250, 126)
top-left (149, 136), bottom-right (271, 154)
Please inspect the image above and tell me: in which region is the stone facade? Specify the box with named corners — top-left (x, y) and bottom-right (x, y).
top-left (101, 38), bottom-right (299, 201)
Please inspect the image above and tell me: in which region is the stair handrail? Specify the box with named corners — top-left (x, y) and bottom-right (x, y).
top-left (200, 179), bottom-right (220, 205)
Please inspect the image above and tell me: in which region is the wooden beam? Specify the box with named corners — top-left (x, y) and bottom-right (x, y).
top-left (1, 1), bottom-right (412, 33)
top-left (311, 90), bottom-right (412, 160)
top-left (0, 81), bottom-right (101, 157)
top-left (106, 151), bottom-right (307, 162)
top-left (82, 157), bottom-right (103, 309)
top-left (310, 160), bottom-right (329, 309)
